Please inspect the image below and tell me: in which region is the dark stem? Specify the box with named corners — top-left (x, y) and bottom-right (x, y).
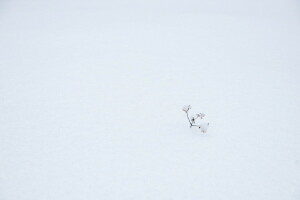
top-left (185, 111), bottom-right (201, 128)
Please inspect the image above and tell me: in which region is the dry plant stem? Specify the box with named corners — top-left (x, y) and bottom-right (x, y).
top-left (185, 111), bottom-right (200, 128)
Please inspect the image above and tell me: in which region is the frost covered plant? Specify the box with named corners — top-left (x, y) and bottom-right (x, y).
top-left (182, 105), bottom-right (209, 133)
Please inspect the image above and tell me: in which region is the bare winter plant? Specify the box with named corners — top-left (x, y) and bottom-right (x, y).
top-left (182, 105), bottom-right (209, 133)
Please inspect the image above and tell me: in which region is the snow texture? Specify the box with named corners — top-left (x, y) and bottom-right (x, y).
top-left (199, 123), bottom-right (209, 133)
top-left (0, 0), bottom-right (300, 199)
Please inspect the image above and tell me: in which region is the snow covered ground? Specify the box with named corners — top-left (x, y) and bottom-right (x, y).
top-left (0, 0), bottom-right (300, 199)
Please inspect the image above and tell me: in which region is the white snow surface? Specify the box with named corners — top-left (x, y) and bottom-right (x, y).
top-left (1, 0), bottom-right (300, 199)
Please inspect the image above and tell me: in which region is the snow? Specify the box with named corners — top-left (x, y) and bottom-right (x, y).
top-left (0, 0), bottom-right (300, 199)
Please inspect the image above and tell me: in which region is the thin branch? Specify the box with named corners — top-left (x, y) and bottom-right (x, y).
top-left (185, 111), bottom-right (202, 128)
top-left (183, 106), bottom-right (204, 129)
top-left (185, 111), bottom-right (192, 127)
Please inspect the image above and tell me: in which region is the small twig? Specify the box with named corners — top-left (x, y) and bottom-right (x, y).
top-left (182, 105), bottom-right (209, 132)
top-left (185, 111), bottom-right (192, 127)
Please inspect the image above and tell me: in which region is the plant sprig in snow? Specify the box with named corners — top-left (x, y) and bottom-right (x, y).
top-left (182, 105), bottom-right (209, 133)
